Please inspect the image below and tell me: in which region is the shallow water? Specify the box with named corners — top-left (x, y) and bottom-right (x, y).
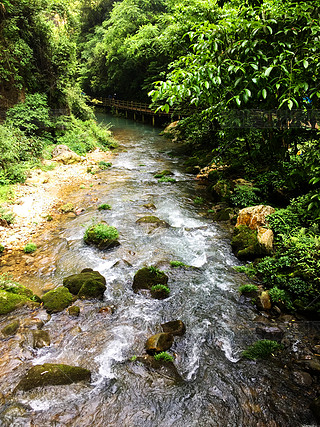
top-left (0, 114), bottom-right (317, 426)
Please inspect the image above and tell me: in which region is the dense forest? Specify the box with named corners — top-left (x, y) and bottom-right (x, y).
top-left (1, 0), bottom-right (320, 316)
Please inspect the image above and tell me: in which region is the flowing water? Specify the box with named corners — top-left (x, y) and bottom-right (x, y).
top-left (0, 114), bottom-right (317, 426)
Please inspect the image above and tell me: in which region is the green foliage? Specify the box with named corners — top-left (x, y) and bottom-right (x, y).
top-left (154, 351), bottom-right (174, 362)
top-left (98, 203), bottom-right (111, 210)
top-left (242, 340), bottom-right (282, 360)
top-left (147, 266), bottom-right (163, 276)
top-left (194, 197), bottom-right (204, 205)
top-left (23, 242), bottom-right (37, 253)
top-left (5, 94), bottom-right (52, 135)
top-left (0, 245), bottom-right (4, 254)
top-left (150, 284), bottom-right (170, 295)
top-left (99, 161), bottom-right (112, 169)
top-left (0, 207), bottom-right (15, 225)
top-left (56, 116), bottom-right (116, 155)
top-left (230, 185), bottom-right (261, 208)
top-left (238, 284), bottom-right (259, 294)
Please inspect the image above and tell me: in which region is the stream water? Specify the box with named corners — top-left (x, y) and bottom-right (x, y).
top-left (0, 113), bottom-right (317, 426)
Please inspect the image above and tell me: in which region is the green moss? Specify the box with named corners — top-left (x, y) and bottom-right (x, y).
top-left (0, 290), bottom-right (29, 315)
top-left (1, 320), bottom-right (20, 336)
top-left (60, 203), bottom-right (74, 213)
top-left (154, 351), bottom-right (174, 362)
top-left (231, 225), bottom-right (268, 260)
top-left (41, 287), bottom-right (73, 313)
top-left (0, 244), bottom-right (4, 254)
top-left (158, 176), bottom-right (176, 183)
top-left (99, 161), bottom-right (112, 169)
top-left (242, 340), bottom-right (282, 360)
top-left (238, 284), bottom-right (259, 294)
top-left (132, 266), bottom-right (168, 292)
top-left (170, 261), bottom-right (188, 268)
top-left (98, 203), bottom-right (111, 210)
top-left (150, 284), bottom-right (170, 299)
top-left (68, 305), bottom-right (80, 316)
top-left (17, 363), bottom-right (91, 391)
top-left (84, 222), bottom-right (119, 250)
top-left (154, 169), bottom-right (173, 178)
top-left (23, 242), bottom-right (37, 253)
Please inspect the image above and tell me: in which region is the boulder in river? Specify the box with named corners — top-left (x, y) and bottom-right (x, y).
top-left (41, 287), bottom-right (73, 313)
top-left (145, 332), bottom-right (174, 355)
top-left (231, 225), bottom-right (270, 260)
top-left (135, 355), bottom-right (183, 383)
top-left (136, 216), bottom-right (169, 228)
top-left (0, 290), bottom-right (30, 315)
top-left (132, 266), bottom-right (168, 292)
top-left (161, 320), bottom-right (186, 336)
top-left (1, 320), bottom-right (20, 336)
top-left (17, 363), bottom-right (91, 391)
top-left (32, 330), bottom-right (51, 348)
top-left (83, 222), bottom-right (120, 250)
top-left (63, 269), bottom-right (106, 299)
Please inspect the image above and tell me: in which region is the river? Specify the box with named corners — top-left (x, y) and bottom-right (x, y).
top-left (0, 113), bottom-right (317, 426)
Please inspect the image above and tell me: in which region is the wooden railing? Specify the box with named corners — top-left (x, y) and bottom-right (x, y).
top-left (92, 97), bottom-right (173, 116)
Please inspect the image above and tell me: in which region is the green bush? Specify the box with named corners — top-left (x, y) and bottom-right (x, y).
top-left (84, 223), bottom-right (119, 241)
top-left (154, 351), bottom-right (174, 362)
top-left (23, 242), bottom-right (37, 253)
top-left (194, 197), bottom-right (204, 205)
top-left (230, 185), bottom-right (261, 208)
top-left (242, 340), bottom-right (282, 360)
top-left (99, 161), bottom-right (112, 169)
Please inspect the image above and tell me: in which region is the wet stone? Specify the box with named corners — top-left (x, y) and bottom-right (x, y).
top-left (161, 320), bottom-right (186, 336)
top-left (1, 320), bottom-right (20, 336)
top-left (255, 326), bottom-right (284, 341)
top-left (145, 332), bottom-right (174, 355)
top-left (292, 371), bottom-right (313, 387)
top-left (32, 330), bottom-right (50, 348)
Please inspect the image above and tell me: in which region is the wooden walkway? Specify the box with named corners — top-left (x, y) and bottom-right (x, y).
top-left (92, 97), bottom-right (173, 117)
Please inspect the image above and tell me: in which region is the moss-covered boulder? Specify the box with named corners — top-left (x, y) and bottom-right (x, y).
top-left (83, 222), bottom-right (120, 250)
top-left (231, 225), bottom-right (269, 260)
top-left (132, 266), bottom-right (168, 292)
top-left (161, 320), bottom-right (186, 336)
top-left (68, 306), bottom-right (80, 316)
top-left (0, 290), bottom-right (29, 315)
top-left (145, 332), bottom-right (174, 355)
top-left (17, 363), bottom-right (91, 391)
top-left (136, 216), bottom-right (169, 228)
top-left (63, 269), bottom-right (106, 299)
top-left (154, 170), bottom-right (174, 178)
top-left (41, 287), bottom-right (73, 313)
top-left (150, 284), bottom-right (170, 299)
top-left (1, 320), bottom-right (20, 336)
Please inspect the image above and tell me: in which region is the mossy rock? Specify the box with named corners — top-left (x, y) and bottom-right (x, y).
top-left (211, 179), bottom-right (232, 201)
top-left (132, 267), bottom-right (168, 292)
top-left (83, 223), bottom-right (120, 250)
top-left (231, 225), bottom-right (268, 260)
top-left (68, 305), bottom-right (80, 316)
top-left (41, 287), bottom-right (73, 313)
top-left (63, 269), bottom-right (106, 299)
top-left (161, 320), bottom-right (186, 336)
top-left (59, 203), bottom-right (74, 213)
top-left (154, 170), bottom-right (174, 178)
top-left (136, 216), bottom-right (169, 228)
top-left (17, 363), bottom-right (91, 391)
top-left (212, 208), bottom-right (233, 221)
top-left (150, 285), bottom-right (170, 300)
top-left (145, 332), bottom-right (174, 355)
top-left (1, 320), bottom-right (20, 336)
top-left (0, 290), bottom-right (29, 315)
top-left (32, 330), bottom-right (50, 348)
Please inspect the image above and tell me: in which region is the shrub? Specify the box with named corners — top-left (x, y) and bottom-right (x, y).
top-left (194, 197), bottom-right (204, 205)
top-left (154, 351), bottom-right (174, 362)
top-left (238, 284), bottom-right (259, 294)
top-left (23, 242), bottom-right (37, 253)
top-left (242, 340), bottom-right (282, 360)
top-left (99, 161), bottom-right (112, 169)
top-left (230, 185), bottom-right (261, 208)
top-left (98, 204), bottom-right (111, 210)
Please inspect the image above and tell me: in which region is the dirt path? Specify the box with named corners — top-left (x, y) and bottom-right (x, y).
top-left (0, 148), bottom-right (114, 267)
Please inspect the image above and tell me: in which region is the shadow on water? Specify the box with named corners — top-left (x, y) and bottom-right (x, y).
top-left (0, 113), bottom-right (317, 426)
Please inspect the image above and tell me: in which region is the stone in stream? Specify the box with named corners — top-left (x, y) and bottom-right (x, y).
top-left (136, 216), bottom-right (169, 228)
top-left (1, 320), bottom-right (20, 336)
top-left (17, 363), bottom-right (91, 391)
top-left (255, 326), bottom-right (284, 341)
top-left (41, 287), bottom-right (73, 313)
top-left (32, 330), bottom-right (51, 348)
top-left (83, 222), bottom-right (120, 250)
top-left (132, 266), bottom-right (168, 292)
top-left (68, 305), bottom-right (80, 316)
top-left (135, 355), bottom-right (183, 383)
top-left (145, 332), bottom-right (174, 355)
top-left (63, 269), bottom-right (106, 299)
top-left (161, 320), bottom-right (186, 336)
